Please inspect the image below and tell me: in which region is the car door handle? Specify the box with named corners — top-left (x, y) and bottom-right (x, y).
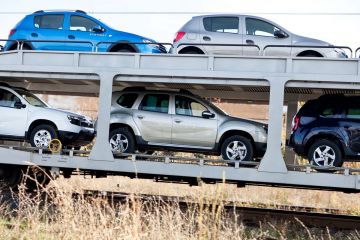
top-left (246, 39), bottom-right (255, 45)
top-left (174, 119), bottom-right (182, 123)
top-left (203, 36), bottom-right (211, 41)
top-left (68, 35), bottom-right (75, 40)
top-left (137, 115), bottom-right (144, 119)
top-left (31, 33), bottom-right (38, 37)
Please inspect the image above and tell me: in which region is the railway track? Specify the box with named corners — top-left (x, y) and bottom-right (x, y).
top-left (0, 188), bottom-right (359, 230)
top-left (80, 190), bottom-right (360, 230)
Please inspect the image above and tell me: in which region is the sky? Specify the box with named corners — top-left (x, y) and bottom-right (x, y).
top-left (1, 0), bottom-right (360, 54)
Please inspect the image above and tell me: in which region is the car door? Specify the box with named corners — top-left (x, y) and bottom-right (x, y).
top-left (343, 99), bottom-right (360, 153)
top-left (171, 95), bottom-right (217, 148)
top-left (243, 17), bottom-right (291, 56)
top-left (133, 93), bottom-right (172, 144)
top-left (0, 89), bottom-right (28, 137)
top-left (63, 14), bottom-right (108, 52)
top-left (200, 16), bottom-right (243, 55)
top-left (31, 14), bottom-right (66, 50)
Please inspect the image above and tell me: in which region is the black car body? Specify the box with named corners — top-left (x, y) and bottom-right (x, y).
top-left (289, 94), bottom-right (360, 167)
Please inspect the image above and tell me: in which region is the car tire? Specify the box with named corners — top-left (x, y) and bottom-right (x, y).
top-left (221, 135), bottom-right (253, 162)
top-left (30, 124), bottom-right (58, 148)
top-left (24, 166), bottom-right (52, 191)
top-left (109, 128), bottom-right (135, 153)
top-left (0, 165), bottom-right (22, 190)
top-left (116, 47), bottom-right (135, 53)
top-left (21, 45), bottom-right (31, 50)
top-left (307, 139), bottom-right (343, 169)
top-left (180, 50), bottom-right (202, 54)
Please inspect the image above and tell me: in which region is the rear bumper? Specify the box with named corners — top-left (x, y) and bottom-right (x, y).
top-left (58, 130), bottom-right (95, 147)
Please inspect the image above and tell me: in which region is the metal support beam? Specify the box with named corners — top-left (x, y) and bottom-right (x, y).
top-left (258, 78), bottom-right (288, 173)
top-left (89, 72), bottom-right (114, 161)
top-left (284, 101), bottom-right (298, 165)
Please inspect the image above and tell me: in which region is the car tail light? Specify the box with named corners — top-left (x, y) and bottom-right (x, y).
top-left (8, 29), bottom-right (16, 38)
top-left (292, 116), bottom-right (300, 132)
top-left (173, 32), bottom-right (186, 43)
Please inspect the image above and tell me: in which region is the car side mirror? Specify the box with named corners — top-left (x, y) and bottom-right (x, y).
top-left (92, 25), bottom-right (104, 33)
top-left (202, 110), bottom-right (215, 119)
top-left (274, 30), bottom-right (287, 39)
top-left (14, 101), bottom-right (26, 109)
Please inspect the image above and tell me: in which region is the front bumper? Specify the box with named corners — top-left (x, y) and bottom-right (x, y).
top-left (58, 129), bottom-right (95, 147)
top-left (137, 43), bottom-right (167, 54)
top-left (254, 142), bottom-right (267, 157)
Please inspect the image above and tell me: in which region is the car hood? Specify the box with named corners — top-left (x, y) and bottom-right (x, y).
top-left (292, 34), bottom-right (330, 46)
top-left (40, 107), bottom-right (89, 119)
top-left (227, 116), bottom-right (267, 127)
top-left (111, 29), bottom-right (156, 43)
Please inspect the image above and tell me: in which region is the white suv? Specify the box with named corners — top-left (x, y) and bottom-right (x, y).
top-left (0, 84), bottom-right (94, 148)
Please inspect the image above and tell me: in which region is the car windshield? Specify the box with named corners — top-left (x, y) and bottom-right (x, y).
top-left (198, 97), bottom-right (227, 115)
top-left (15, 89), bottom-right (48, 107)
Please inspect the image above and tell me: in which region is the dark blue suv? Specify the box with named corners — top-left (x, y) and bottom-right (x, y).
top-left (289, 94), bottom-right (360, 168)
top-left (4, 10), bottom-right (166, 53)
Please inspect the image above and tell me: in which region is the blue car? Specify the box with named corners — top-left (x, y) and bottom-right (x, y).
top-left (4, 10), bottom-right (167, 53)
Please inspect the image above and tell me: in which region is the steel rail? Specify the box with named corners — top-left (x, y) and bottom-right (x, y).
top-left (0, 145), bottom-right (359, 176)
top-left (78, 189), bottom-right (360, 230)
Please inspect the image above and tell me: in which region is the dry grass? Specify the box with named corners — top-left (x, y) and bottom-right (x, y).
top-left (60, 175), bottom-right (360, 215)
top-left (0, 179), bottom-right (359, 240)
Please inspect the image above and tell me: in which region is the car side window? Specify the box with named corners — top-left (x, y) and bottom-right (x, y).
top-left (139, 94), bottom-right (169, 113)
top-left (246, 18), bottom-right (280, 37)
top-left (116, 93), bottom-right (138, 108)
top-left (203, 17), bottom-right (239, 34)
top-left (0, 89), bottom-right (21, 108)
top-left (346, 100), bottom-right (360, 119)
top-left (319, 101), bottom-right (344, 118)
top-left (175, 96), bottom-right (207, 117)
top-left (70, 15), bottom-right (102, 32)
top-left (34, 14), bottom-right (64, 29)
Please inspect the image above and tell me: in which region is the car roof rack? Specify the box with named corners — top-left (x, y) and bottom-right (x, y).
top-left (33, 10), bottom-right (87, 14)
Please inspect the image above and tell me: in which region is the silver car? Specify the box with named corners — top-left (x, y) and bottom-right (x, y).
top-left (108, 88), bottom-right (268, 162)
top-left (171, 14), bottom-right (347, 58)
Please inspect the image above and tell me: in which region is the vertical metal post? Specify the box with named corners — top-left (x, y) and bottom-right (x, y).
top-left (284, 101), bottom-right (298, 165)
top-left (258, 77), bottom-right (288, 173)
top-left (89, 72), bottom-right (114, 161)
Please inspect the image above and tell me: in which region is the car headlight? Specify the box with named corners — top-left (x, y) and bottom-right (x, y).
top-left (334, 48), bottom-right (348, 58)
top-left (67, 115), bottom-right (82, 126)
top-left (142, 39), bottom-right (158, 48)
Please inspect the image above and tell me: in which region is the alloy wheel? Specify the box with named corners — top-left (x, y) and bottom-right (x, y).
top-left (312, 145), bottom-right (336, 167)
top-left (225, 140), bottom-right (247, 161)
top-left (110, 134), bottom-right (129, 152)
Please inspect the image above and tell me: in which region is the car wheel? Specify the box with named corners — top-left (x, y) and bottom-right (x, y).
top-left (116, 47), bottom-right (135, 53)
top-left (181, 50), bottom-right (202, 54)
top-left (307, 139), bottom-right (343, 168)
top-left (109, 128), bottom-right (135, 153)
top-left (24, 166), bottom-right (52, 190)
top-left (30, 124), bottom-right (58, 148)
top-left (221, 135), bottom-right (253, 162)
top-left (21, 45), bottom-right (31, 50)
top-left (0, 165), bottom-right (22, 190)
